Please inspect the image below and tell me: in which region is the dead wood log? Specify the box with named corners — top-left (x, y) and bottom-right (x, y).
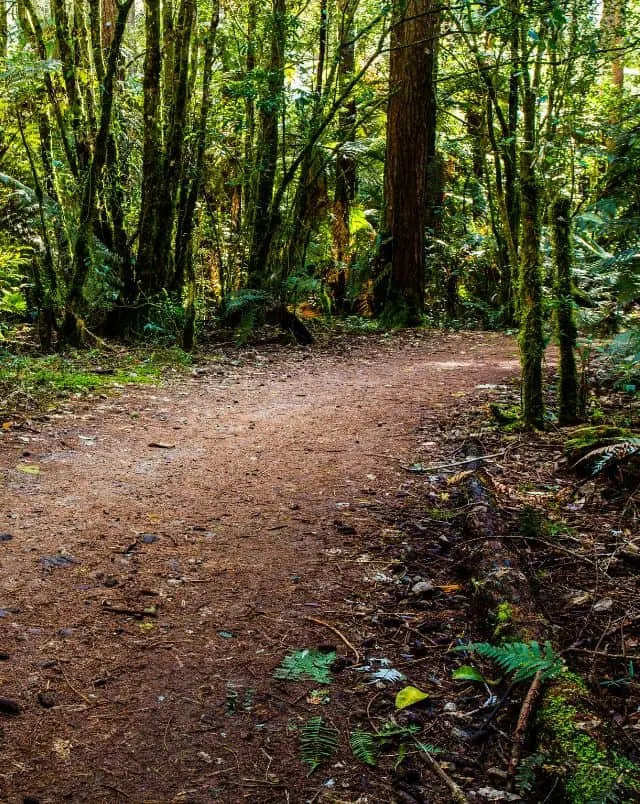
top-left (450, 442), bottom-right (640, 797)
top-left (457, 442), bottom-right (546, 640)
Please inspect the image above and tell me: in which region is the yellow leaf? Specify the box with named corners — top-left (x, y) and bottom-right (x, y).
top-left (16, 463), bottom-right (40, 475)
top-left (395, 685), bottom-right (429, 711)
top-left (2, 421), bottom-right (12, 430)
top-left (139, 621), bottom-right (155, 632)
top-left (447, 470), bottom-right (473, 486)
top-left (438, 583), bottom-right (462, 594)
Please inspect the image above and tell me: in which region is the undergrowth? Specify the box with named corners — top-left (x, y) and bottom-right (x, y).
top-left (0, 346), bottom-right (192, 420)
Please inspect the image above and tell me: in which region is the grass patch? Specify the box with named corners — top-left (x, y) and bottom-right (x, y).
top-left (0, 346), bottom-right (192, 420)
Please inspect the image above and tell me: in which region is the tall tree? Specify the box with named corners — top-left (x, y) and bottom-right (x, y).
top-left (517, 2), bottom-right (545, 427)
top-left (247, 0), bottom-right (286, 288)
top-left (376, 0), bottom-right (440, 325)
top-left (331, 0), bottom-right (359, 312)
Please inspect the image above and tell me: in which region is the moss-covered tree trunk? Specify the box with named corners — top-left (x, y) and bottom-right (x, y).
top-left (552, 196), bottom-right (580, 425)
top-left (246, 0), bottom-right (286, 289)
top-left (136, 0), bottom-right (164, 294)
top-left (61, 0), bottom-right (135, 345)
top-left (282, 0), bottom-right (329, 283)
top-left (517, 13), bottom-right (545, 428)
top-left (331, 0), bottom-right (358, 313)
top-left (0, 0), bottom-right (7, 58)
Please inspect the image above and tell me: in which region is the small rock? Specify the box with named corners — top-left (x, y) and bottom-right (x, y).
top-left (0, 533), bottom-right (13, 542)
top-left (443, 702), bottom-right (458, 713)
top-left (0, 696), bottom-right (21, 715)
top-left (141, 534), bottom-right (158, 544)
top-left (103, 576), bottom-right (118, 588)
top-left (473, 788), bottom-right (522, 801)
top-left (411, 580), bottom-right (435, 597)
top-left (197, 751), bottom-right (213, 764)
top-left (41, 554), bottom-right (77, 570)
top-left (593, 597), bottom-right (614, 613)
top-left (37, 692), bottom-right (56, 709)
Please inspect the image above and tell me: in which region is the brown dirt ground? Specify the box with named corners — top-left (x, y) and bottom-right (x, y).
top-left (1, 330), bottom-right (638, 804)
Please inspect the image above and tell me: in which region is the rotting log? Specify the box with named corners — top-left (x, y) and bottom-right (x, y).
top-left (456, 441), bottom-right (546, 640)
top-left (449, 442), bottom-right (640, 798)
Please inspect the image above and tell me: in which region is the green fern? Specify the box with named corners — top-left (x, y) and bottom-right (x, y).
top-left (349, 721), bottom-right (424, 768)
top-left (516, 753), bottom-right (545, 796)
top-left (349, 730), bottom-right (379, 767)
top-left (300, 716), bottom-right (338, 774)
top-left (576, 438), bottom-right (640, 476)
top-left (458, 640), bottom-right (565, 682)
top-left (273, 648), bottom-right (336, 685)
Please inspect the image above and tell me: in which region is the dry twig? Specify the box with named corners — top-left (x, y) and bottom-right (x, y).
top-left (418, 749), bottom-right (469, 803)
top-left (507, 670), bottom-right (544, 781)
top-left (303, 616), bottom-right (360, 663)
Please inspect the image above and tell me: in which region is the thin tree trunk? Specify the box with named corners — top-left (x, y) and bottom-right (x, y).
top-left (247, 0), bottom-right (286, 288)
top-left (332, 0), bottom-right (358, 312)
top-left (517, 13), bottom-right (544, 428)
top-left (0, 0), bottom-right (7, 58)
top-left (136, 0), bottom-right (163, 294)
top-left (552, 196), bottom-right (579, 425)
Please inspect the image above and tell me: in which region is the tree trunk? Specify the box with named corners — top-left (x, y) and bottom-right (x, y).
top-left (247, 0), bottom-right (286, 288)
top-left (0, 0), bottom-right (7, 58)
top-left (517, 15), bottom-right (545, 428)
top-left (282, 0), bottom-right (329, 283)
top-left (136, 0), bottom-right (164, 294)
top-left (376, 0), bottom-right (440, 326)
top-left (552, 197), bottom-right (580, 425)
top-left (61, 0), bottom-right (135, 345)
top-left (600, 0), bottom-right (626, 96)
top-left (331, 0), bottom-right (358, 313)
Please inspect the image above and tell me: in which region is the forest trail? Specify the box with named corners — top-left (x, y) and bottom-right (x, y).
top-left (0, 331), bottom-right (520, 803)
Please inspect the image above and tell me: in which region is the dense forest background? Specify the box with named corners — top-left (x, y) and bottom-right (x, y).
top-left (0, 0), bottom-right (638, 424)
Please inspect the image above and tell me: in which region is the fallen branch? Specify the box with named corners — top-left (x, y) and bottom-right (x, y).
top-left (507, 670), bottom-right (543, 781)
top-left (418, 748), bottom-right (469, 803)
top-left (304, 616), bottom-right (360, 664)
top-left (401, 450), bottom-right (506, 474)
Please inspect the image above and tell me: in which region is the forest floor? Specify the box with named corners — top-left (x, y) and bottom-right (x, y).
top-left (0, 329), bottom-right (638, 803)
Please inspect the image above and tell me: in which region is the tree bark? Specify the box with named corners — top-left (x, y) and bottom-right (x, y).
top-left (517, 12), bottom-right (545, 428)
top-left (331, 0), bottom-right (359, 312)
top-left (0, 0), bottom-right (7, 59)
top-left (376, 0), bottom-right (440, 326)
top-left (552, 196), bottom-right (580, 425)
top-left (247, 0), bottom-right (286, 288)
top-left (61, 0), bottom-right (135, 345)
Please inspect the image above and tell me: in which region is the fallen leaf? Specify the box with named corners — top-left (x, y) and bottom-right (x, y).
top-left (52, 738), bottom-right (72, 760)
top-left (395, 685), bottom-right (429, 710)
top-left (452, 665), bottom-right (487, 684)
top-left (16, 463), bottom-right (40, 475)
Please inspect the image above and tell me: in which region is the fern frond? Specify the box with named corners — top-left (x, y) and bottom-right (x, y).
top-left (349, 730), bottom-right (378, 766)
top-left (516, 753), bottom-right (544, 795)
top-left (273, 649), bottom-right (336, 685)
top-left (300, 717), bottom-right (338, 774)
top-left (576, 439), bottom-right (640, 476)
top-left (459, 641), bottom-right (565, 682)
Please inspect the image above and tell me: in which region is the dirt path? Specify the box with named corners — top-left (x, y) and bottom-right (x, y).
top-left (0, 331), bottom-right (520, 803)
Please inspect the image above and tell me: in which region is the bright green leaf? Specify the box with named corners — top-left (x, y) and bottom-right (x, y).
top-left (395, 685), bottom-right (429, 710)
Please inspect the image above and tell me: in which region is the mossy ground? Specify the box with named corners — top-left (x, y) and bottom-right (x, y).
top-left (0, 346), bottom-right (193, 420)
top-left (538, 675), bottom-right (640, 803)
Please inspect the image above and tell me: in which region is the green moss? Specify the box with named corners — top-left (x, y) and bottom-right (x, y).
top-left (538, 676), bottom-right (640, 802)
top-left (492, 602), bottom-right (514, 636)
top-left (0, 347), bottom-right (192, 418)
